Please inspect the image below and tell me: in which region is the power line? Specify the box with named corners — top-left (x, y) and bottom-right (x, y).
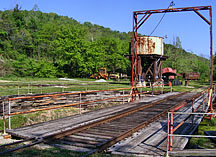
top-left (149, 1), bottom-right (175, 36)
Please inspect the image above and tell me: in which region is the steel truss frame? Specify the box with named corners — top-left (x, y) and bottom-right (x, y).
top-left (131, 6), bottom-right (213, 112)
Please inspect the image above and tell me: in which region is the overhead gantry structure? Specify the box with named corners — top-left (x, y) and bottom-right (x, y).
top-left (131, 6), bottom-right (213, 113)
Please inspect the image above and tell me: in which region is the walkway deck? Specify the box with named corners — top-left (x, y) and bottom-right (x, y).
top-left (6, 91), bottom-right (214, 156)
top-left (7, 92), bottom-right (179, 139)
top-left (109, 92), bottom-right (215, 156)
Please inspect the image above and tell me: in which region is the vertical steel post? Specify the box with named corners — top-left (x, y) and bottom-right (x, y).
top-left (132, 12), bottom-right (138, 101)
top-left (79, 93), bottom-right (82, 114)
top-left (162, 84), bottom-right (164, 94)
top-left (8, 100), bottom-right (11, 130)
top-left (170, 85), bottom-right (172, 92)
top-left (140, 87), bottom-right (142, 98)
top-left (202, 93), bottom-right (205, 112)
top-left (167, 112), bottom-right (170, 155)
top-left (170, 112), bottom-right (173, 151)
top-left (135, 14), bottom-right (138, 90)
top-left (132, 12), bottom-right (135, 99)
top-left (133, 13), bottom-right (136, 100)
top-left (3, 101), bottom-right (6, 135)
top-left (192, 98), bottom-right (194, 124)
top-left (210, 7), bottom-right (213, 119)
top-left (152, 85), bottom-right (154, 96)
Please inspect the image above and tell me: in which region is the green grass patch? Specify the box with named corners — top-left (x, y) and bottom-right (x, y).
top-left (0, 146), bottom-right (119, 157)
top-left (187, 117), bottom-right (216, 149)
top-left (0, 147), bottom-right (85, 157)
top-left (0, 77), bottom-right (211, 96)
top-left (0, 77), bottom-right (132, 96)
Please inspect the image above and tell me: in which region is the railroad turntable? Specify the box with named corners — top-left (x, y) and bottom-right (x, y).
top-left (2, 90), bottom-right (213, 156)
top-left (0, 3), bottom-right (215, 157)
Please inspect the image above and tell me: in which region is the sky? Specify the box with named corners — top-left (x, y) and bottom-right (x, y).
top-left (0, 0), bottom-right (215, 58)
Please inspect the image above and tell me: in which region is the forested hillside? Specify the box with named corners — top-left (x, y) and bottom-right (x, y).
top-left (0, 6), bottom-right (210, 80)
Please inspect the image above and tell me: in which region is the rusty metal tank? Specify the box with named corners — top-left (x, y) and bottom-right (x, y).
top-left (136, 36), bottom-right (163, 55)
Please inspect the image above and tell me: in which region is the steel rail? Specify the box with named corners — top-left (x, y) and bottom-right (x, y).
top-left (83, 92), bottom-right (203, 156)
top-left (43, 92), bottom-right (186, 141)
top-left (170, 92), bottom-right (203, 112)
top-left (8, 84), bottom-right (167, 101)
top-left (0, 137), bottom-right (35, 149)
top-left (0, 91), bottom-right (182, 155)
top-left (8, 89), bottom-right (163, 116)
top-left (8, 87), bottom-right (133, 101)
top-left (0, 138), bottom-right (43, 155)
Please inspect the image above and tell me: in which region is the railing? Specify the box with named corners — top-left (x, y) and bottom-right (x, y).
top-left (0, 82), bottom-right (114, 96)
top-left (166, 85), bottom-right (216, 156)
top-left (1, 84), bottom-right (171, 134)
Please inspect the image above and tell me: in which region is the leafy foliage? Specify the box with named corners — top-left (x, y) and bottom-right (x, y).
top-left (0, 6), bottom-right (210, 80)
top-left (163, 43), bottom-right (210, 81)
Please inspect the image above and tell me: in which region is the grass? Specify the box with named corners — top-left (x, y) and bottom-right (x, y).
top-left (0, 77), bottom-right (213, 156)
top-left (0, 147), bottom-right (120, 157)
top-left (0, 77), bottom-right (211, 96)
top-left (187, 116), bottom-right (216, 149)
top-left (0, 77), bottom-right (132, 96)
top-left (0, 147), bottom-right (85, 157)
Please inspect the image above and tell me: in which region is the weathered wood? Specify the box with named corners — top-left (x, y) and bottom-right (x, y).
top-left (110, 92), bottom-right (212, 156)
top-left (6, 92), bottom-right (179, 139)
top-left (50, 143), bottom-right (91, 152)
top-left (169, 149), bottom-right (216, 156)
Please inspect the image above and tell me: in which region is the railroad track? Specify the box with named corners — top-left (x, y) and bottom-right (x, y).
top-left (45, 92), bottom-right (201, 155)
top-left (0, 92), bottom-right (202, 156)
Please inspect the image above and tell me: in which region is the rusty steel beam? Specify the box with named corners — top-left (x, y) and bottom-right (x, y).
top-left (134, 6), bottom-right (210, 15)
top-left (209, 6), bottom-right (213, 118)
top-left (8, 83), bottom-right (168, 101)
top-left (193, 9), bottom-right (210, 25)
top-left (8, 85), bottom-right (153, 101)
top-left (131, 6), bottom-right (213, 114)
top-left (8, 93), bottom-right (131, 116)
top-left (8, 87), bottom-right (132, 101)
top-left (135, 12), bottom-right (149, 28)
top-left (8, 89), bottom-right (162, 116)
top-left (136, 13), bottom-right (152, 30)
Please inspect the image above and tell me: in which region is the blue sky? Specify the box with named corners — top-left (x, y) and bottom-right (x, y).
top-left (0, 0), bottom-right (215, 58)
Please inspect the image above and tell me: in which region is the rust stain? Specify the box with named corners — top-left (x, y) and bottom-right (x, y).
top-left (136, 37), bottom-right (156, 54)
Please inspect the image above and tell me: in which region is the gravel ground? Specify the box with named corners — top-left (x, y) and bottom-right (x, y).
top-left (0, 134), bottom-right (20, 145)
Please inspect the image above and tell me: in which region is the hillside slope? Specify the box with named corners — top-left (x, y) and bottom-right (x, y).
top-left (0, 7), bottom-right (210, 80)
